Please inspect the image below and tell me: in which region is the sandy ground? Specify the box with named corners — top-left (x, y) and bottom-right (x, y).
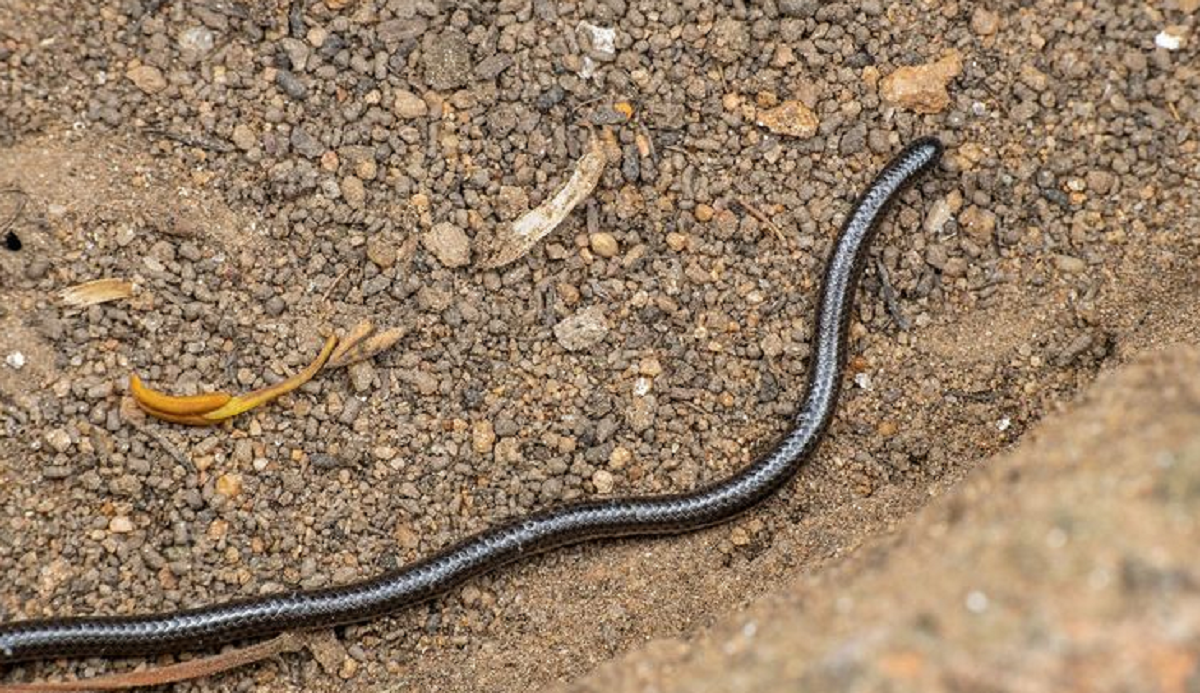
top-left (559, 345), bottom-right (1200, 692)
top-left (0, 0), bottom-right (1198, 691)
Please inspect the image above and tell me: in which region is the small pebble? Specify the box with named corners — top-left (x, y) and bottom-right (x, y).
top-left (589, 232), bottom-right (619, 258)
top-left (592, 469), bottom-right (614, 494)
top-left (756, 101), bottom-right (819, 139)
top-left (422, 222), bottom-right (471, 268)
top-left (880, 52), bottom-right (963, 114)
top-left (554, 306), bottom-right (610, 351)
top-left (5, 351), bottom-right (25, 370)
top-left (126, 65), bottom-right (166, 94)
top-left (45, 428), bottom-right (72, 452)
top-left (109, 516), bottom-right (134, 533)
top-left (393, 90), bottom-right (427, 118)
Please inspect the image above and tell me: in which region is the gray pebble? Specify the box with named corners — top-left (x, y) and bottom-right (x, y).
top-left (275, 69), bottom-right (308, 101)
top-left (554, 306), bottom-right (610, 351)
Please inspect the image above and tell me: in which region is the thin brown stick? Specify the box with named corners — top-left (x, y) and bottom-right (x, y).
top-left (735, 197), bottom-right (786, 243)
top-left (320, 266), bottom-right (353, 303)
top-left (142, 128), bottom-right (234, 153)
top-left (0, 632), bottom-right (309, 692)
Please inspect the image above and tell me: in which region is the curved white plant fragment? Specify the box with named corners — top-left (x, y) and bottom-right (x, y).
top-left (479, 134), bottom-right (607, 269)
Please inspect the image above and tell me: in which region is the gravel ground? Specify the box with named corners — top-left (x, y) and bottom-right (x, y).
top-left (559, 344), bottom-right (1200, 693)
top-left (0, 0), bottom-right (1197, 691)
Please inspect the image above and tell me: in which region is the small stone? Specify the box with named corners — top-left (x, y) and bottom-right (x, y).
top-left (778, 0), bottom-right (817, 18)
top-left (276, 69), bottom-right (308, 101)
top-left (1086, 170), bottom-right (1115, 195)
top-left (970, 8), bottom-right (1000, 36)
top-left (366, 235), bottom-right (397, 269)
top-left (393, 90), bottom-right (427, 118)
top-left (280, 38), bottom-right (311, 72)
top-left (730, 527), bottom-right (751, 546)
top-left (880, 51), bottom-right (963, 114)
top-left (959, 205), bottom-right (997, 244)
top-left (349, 361), bottom-right (376, 393)
top-left (756, 100), bottom-right (820, 139)
top-left (422, 29), bottom-right (472, 91)
top-left (307, 26), bottom-right (329, 47)
top-left (708, 18), bottom-right (749, 63)
top-left (339, 656), bottom-right (359, 680)
top-left (494, 186), bottom-right (529, 221)
top-left (609, 446), bottom-right (631, 469)
top-left (394, 523), bottom-right (419, 549)
top-left (924, 196), bottom-right (954, 235)
top-left (554, 306), bottom-right (610, 351)
top-left (943, 257), bottom-right (968, 277)
top-left (378, 17), bottom-right (427, 44)
top-left (109, 516), bottom-right (134, 533)
top-left (626, 395), bottom-right (657, 432)
top-left (474, 53), bottom-right (513, 80)
top-left (45, 428), bottom-right (72, 453)
top-left (233, 439), bottom-right (253, 464)
top-left (5, 351), bottom-right (25, 370)
top-left (926, 245), bottom-right (949, 270)
top-left (179, 26), bottom-right (215, 55)
top-left (592, 469), bottom-right (614, 494)
top-left (761, 334), bottom-right (784, 358)
top-left (231, 124), bottom-right (256, 151)
top-left (694, 204), bottom-right (714, 222)
top-left (666, 232), bottom-right (688, 251)
top-left (577, 21), bottom-right (617, 61)
top-left (290, 126), bottom-right (324, 158)
top-left (1155, 27), bottom-right (1186, 51)
top-left (24, 259), bottom-right (48, 279)
top-left (126, 65), bottom-right (166, 94)
top-left (1055, 255), bottom-right (1086, 274)
top-left (342, 175), bottom-right (366, 209)
top-left (207, 518), bottom-right (229, 540)
top-left (494, 438), bottom-right (521, 465)
top-left (265, 296), bottom-right (286, 317)
top-left (472, 420), bottom-right (496, 454)
top-left (215, 473), bottom-right (243, 498)
top-left (422, 222), bottom-right (471, 268)
top-left (589, 232), bottom-right (619, 258)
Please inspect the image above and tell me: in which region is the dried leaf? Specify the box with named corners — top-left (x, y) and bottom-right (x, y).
top-left (60, 279), bottom-right (134, 307)
top-left (478, 133), bottom-right (607, 269)
top-left (201, 335), bottom-right (337, 421)
top-left (130, 375), bottom-right (232, 415)
top-left (328, 319), bottom-right (375, 366)
top-left (328, 327), bottom-right (405, 369)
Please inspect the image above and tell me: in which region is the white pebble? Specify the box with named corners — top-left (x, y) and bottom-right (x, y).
top-left (4, 351), bottom-right (25, 370)
top-left (592, 469), bottom-right (614, 494)
top-left (1155, 29), bottom-right (1183, 51)
top-left (965, 590), bottom-right (989, 614)
top-left (179, 26), bottom-right (215, 55)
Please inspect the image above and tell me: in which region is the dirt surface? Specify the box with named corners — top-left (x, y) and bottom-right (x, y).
top-left (558, 345), bottom-right (1200, 693)
top-left (0, 1), bottom-right (1197, 691)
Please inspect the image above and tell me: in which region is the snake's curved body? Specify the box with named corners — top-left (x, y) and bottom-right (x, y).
top-left (0, 137), bottom-right (943, 664)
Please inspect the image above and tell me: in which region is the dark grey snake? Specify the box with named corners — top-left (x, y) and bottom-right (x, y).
top-left (0, 137), bottom-right (943, 664)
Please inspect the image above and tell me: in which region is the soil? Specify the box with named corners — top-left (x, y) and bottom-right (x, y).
top-left (0, 1), bottom-right (1197, 691)
top-left (559, 345), bottom-right (1200, 692)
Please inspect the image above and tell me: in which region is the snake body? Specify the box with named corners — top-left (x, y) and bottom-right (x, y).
top-left (0, 137), bottom-right (943, 664)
